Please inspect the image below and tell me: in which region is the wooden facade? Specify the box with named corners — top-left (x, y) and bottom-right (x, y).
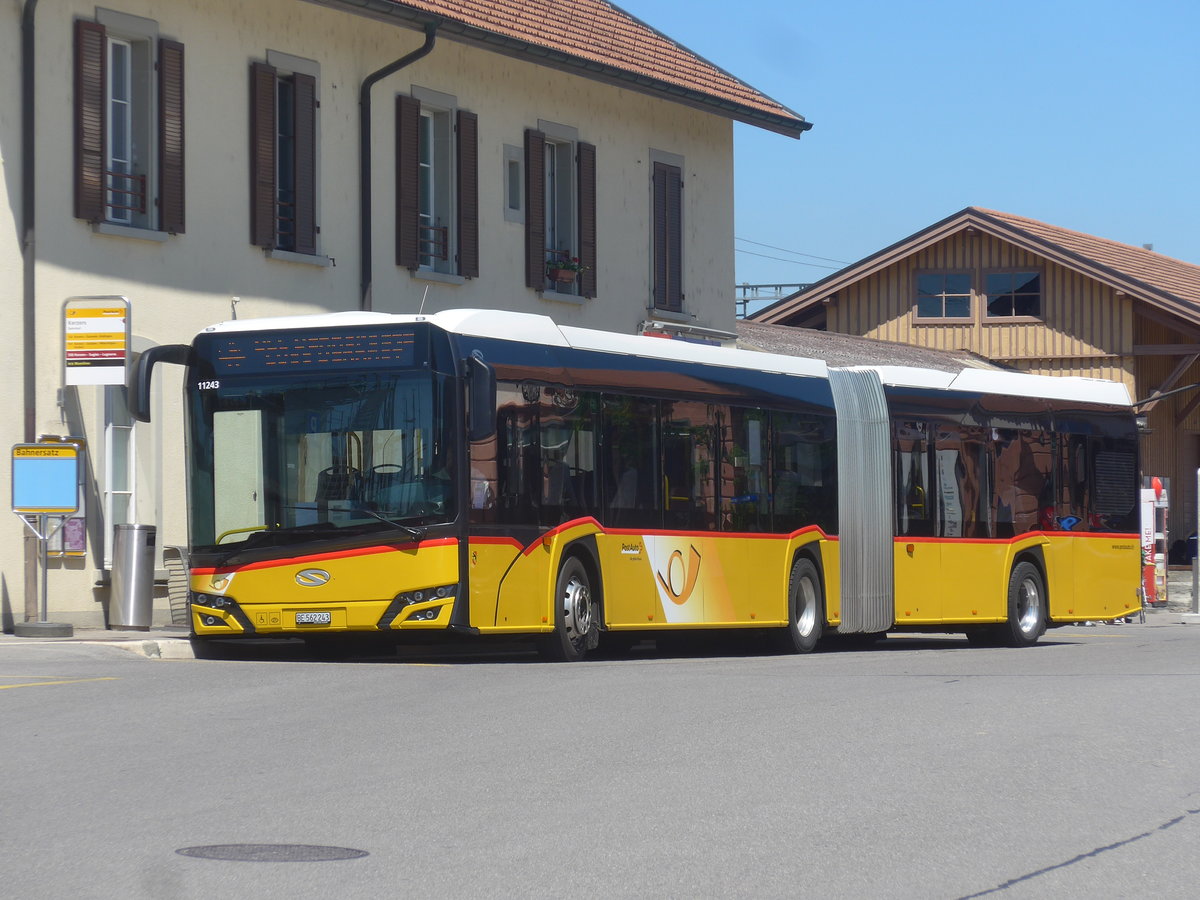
top-left (753, 207), bottom-right (1200, 539)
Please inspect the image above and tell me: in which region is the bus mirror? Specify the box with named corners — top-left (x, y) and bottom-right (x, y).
top-left (128, 344), bottom-right (191, 423)
top-left (468, 352), bottom-right (496, 442)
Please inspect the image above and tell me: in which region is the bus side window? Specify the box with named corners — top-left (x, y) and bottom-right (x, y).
top-left (719, 406), bottom-right (768, 533)
top-left (601, 395), bottom-right (659, 529)
top-left (994, 428), bottom-right (1052, 536)
top-left (935, 424), bottom-right (992, 538)
top-left (661, 399), bottom-right (717, 532)
top-left (1056, 433), bottom-right (1090, 530)
top-left (540, 389), bottom-right (597, 526)
top-left (495, 383), bottom-right (539, 527)
top-left (894, 420), bottom-right (933, 537)
top-left (772, 411), bottom-right (836, 535)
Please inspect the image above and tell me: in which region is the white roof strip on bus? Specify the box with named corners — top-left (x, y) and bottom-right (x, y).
top-left (198, 309), bottom-right (1129, 406)
top-left (948, 367), bottom-right (1133, 406)
top-left (861, 364), bottom-right (1132, 406)
top-left (558, 325), bottom-right (828, 378)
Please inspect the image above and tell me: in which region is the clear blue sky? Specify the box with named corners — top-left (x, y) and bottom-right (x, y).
top-left (619, 0), bottom-right (1200, 288)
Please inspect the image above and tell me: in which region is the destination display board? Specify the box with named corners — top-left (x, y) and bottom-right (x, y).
top-left (210, 328), bottom-right (418, 375)
top-left (63, 297), bottom-right (130, 386)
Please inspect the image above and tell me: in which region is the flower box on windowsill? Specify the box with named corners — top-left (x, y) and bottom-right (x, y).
top-left (547, 267), bottom-right (578, 284)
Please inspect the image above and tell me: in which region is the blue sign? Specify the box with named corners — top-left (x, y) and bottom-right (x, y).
top-left (11, 444), bottom-right (80, 514)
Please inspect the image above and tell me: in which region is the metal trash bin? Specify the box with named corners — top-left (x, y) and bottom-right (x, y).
top-left (110, 524), bottom-right (156, 630)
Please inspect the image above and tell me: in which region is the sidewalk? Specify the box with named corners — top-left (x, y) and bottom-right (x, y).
top-left (0, 624), bottom-right (197, 658)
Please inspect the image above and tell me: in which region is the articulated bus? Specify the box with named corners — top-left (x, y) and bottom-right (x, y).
top-left (132, 309), bottom-right (1142, 659)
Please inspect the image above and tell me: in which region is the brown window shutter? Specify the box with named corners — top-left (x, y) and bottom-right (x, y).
top-left (292, 72), bottom-right (317, 255)
top-left (577, 141), bottom-right (597, 299)
top-left (395, 94), bottom-right (420, 269)
top-left (158, 39), bottom-right (185, 234)
top-left (456, 109), bottom-right (479, 278)
top-left (249, 62), bottom-right (277, 248)
top-left (652, 161), bottom-right (683, 312)
top-left (74, 20), bottom-right (106, 223)
top-left (524, 129), bottom-right (546, 289)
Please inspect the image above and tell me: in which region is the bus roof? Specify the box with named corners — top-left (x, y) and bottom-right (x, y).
top-left (197, 309), bottom-right (1132, 408)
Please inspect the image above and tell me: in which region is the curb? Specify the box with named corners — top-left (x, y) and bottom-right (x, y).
top-left (86, 639), bottom-right (196, 660)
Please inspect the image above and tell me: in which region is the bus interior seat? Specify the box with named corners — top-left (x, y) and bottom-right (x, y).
top-left (316, 465), bottom-right (362, 505)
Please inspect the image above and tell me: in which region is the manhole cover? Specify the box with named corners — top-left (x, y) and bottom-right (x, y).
top-left (176, 844), bottom-right (368, 862)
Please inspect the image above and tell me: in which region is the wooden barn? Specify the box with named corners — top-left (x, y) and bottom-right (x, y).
top-left (751, 207), bottom-right (1200, 534)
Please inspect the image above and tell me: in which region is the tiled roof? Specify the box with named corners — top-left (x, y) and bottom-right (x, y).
top-left (380, 0), bottom-right (807, 135)
top-left (753, 206), bottom-right (1200, 325)
top-left (974, 208), bottom-right (1200, 310)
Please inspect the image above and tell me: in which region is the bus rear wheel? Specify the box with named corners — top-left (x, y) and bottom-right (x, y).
top-left (538, 556), bottom-right (599, 662)
top-left (777, 556), bottom-right (824, 654)
top-left (1004, 561), bottom-right (1046, 647)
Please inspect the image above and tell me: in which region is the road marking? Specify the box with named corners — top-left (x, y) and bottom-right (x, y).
top-left (0, 677), bottom-right (118, 690)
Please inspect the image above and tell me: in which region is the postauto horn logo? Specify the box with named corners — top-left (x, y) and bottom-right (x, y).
top-left (655, 545), bottom-right (701, 606)
top-left (295, 568), bottom-right (332, 587)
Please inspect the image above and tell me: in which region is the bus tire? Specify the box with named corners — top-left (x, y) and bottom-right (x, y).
top-left (1004, 560), bottom-right (1047, 647)
top-left (538, 556), bottom-right (599, 662)
top-left (777, 556), bottom-right (824, 654)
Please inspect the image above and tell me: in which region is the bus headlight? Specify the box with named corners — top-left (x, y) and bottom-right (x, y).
top-left (192, 591), bottom-right (234, 610)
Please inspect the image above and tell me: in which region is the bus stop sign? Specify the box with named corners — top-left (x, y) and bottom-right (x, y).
top-left (11, 444), bottom-right (80, 515)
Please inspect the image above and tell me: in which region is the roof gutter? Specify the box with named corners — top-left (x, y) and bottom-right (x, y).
top-left (359, 22), bottom-right (438, 310)
top-left (323, 0), bottom-right (810, 138)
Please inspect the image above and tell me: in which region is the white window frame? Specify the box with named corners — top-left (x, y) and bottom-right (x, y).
top-left (538, 120), bottom-right (579, 294)
top-left (503, 144), bottom-right (524, 224)
top-left (97, 9), bottom-right (158, 230)
top-left (411, 86), bottom-right (457, 275)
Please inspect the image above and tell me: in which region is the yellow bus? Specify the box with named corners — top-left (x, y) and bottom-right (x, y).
top-left (132, 309), bottom-right (1141, 659)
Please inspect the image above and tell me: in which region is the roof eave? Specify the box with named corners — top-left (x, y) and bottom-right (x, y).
top-left (753, 206), bottom-right (1200, 327)
top-left (321, 0), bottom-right (811, 138)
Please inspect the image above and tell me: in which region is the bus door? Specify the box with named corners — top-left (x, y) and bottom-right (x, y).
top-left (934, 423), bottom-right (995, 620)
top-left (893, 420), bottom-right (942, 623)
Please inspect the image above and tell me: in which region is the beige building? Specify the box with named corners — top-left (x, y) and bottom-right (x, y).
top-left (752, 206), bottom-right (1200, 537)
top-left (3, 0), bottom-right (808, 628)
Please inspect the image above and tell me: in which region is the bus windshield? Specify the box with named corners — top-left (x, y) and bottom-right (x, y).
top-left (189, 369), bottom-right (456, 553)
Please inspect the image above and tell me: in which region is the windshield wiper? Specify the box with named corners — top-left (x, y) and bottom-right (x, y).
top-left (350, 506), bottom-right (427, 540)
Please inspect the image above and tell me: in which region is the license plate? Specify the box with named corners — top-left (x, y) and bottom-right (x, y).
top-left (295, 611), bottom-right (332, 625)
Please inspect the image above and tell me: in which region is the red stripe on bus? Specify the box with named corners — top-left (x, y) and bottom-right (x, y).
top-left (897, 531), bottom-right (1138, 546)
top-left (191, 537), bottom-right (458, 575)
top-left (506, 520), bottom-right (834, 557)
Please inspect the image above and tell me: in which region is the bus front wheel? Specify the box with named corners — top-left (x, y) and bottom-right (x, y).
top-left (1004, 561), bottom-right (1046, 647)
top-left (777, 556), bottom-right (824, 654)
top-left (539, 556), bottom-right (599, 662)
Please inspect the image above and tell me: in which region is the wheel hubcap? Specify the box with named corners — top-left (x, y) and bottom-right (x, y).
top-left (1017, 576), bottom-right (1041, 634)
top-left (796, 577), bottom-right (816, 637)
top-left (562, 576), bottom-right (592, 646)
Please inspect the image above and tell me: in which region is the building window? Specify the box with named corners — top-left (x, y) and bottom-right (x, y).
top-left (396, 89), bottom-right (477, 276)
top-left (651, 154), bottom-right (683, 312)
top-left (985, 271), bottom-right (1042, 318)
top-left (915, 272), bottom-right (972, 319)
top-left (74, 15), bottom-right (185, 233)
top-left (524, 124), bottom-right (596, 297)
top-left (250, 54), bottom-right (317, 254)
top-left (503, 145), bottom-right (524, 223)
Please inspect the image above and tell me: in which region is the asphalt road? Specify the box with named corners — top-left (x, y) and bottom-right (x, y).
top-left (3, 624), bottom-right (1199, 899)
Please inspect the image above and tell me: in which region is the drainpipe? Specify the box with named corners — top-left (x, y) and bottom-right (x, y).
top-left (21, 0), bottom-right (40, 624)
top-left (359, 23), bottom-right (437, 311)
top-left (21, 0), bottom-right (38, 442)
